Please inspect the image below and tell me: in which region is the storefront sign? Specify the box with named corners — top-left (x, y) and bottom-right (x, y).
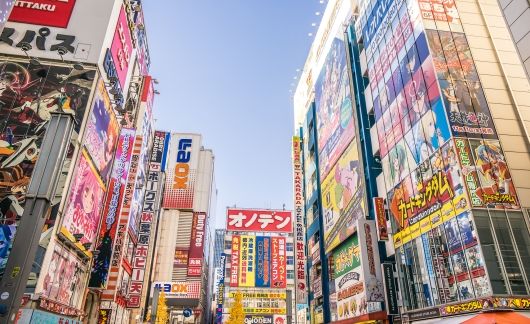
top-left (150, 131), bottom-right (170, 171)
top-left (245, 315), bottom-right (273, 324)
top-left (374, 197), bottom-right (388, 240)
top-left (174, 249), bottom-right (189, 267)
top-left (243, 308), bottom-right (286, 315)
top-left (230, 236), bottom-right (240, 287)
top-left (9, 0), bottom-right (77, 28)
top-left (293, 136), bottom-right (307, 303)
top-left (111, 6), bottom-right (133, 88)
top-left (382, 263), bottom-right (399, 315)
top-left (216, 254), bottom-right (226, 324)
top-left (271, 237), bottom-right (286, 288)
top-left (227, 209), bottom-right (293, 233)
top-left (152, 282), bottom-right (200, 299)
top-left (188, 212), bottom-right (206, 276)
top-left (256, 236), bottom-right (271, 288)
top-left (229, 292), bottom-right (287, 299)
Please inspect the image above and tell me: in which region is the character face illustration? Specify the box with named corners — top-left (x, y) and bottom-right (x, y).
top-left (81, 185), bottom-right (95, 214)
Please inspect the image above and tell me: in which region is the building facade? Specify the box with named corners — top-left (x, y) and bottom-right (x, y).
top-left (150, 133), bottom-right (216, 324)
top-left (295, 0), bottom-right (530, 322)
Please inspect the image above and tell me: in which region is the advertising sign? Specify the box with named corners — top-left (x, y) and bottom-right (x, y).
top-left (2, 0), bottom-right (115, 63)
top-left (152, 282), bottom-right (201, 299)
top-left (230, 292), bottom-right (287, 299)
top-left (230, 236), bottom-right (240, 287)
top-left (83, 79), bottom-right (119, 183)
top-left (315, 34), bottom-right (356, 179)
top-left (111, 6), bottom-right (133, 88)
top-left (226, 209), bottom-right (293, 233)
top-left (243, 308), bottom-right (286, 315)
top-left (8, 0), bottom-right (77, 28)
top-left (163, 134), bottom-right (201, 209)
top-left (245, 315), bottom-right (273, 324)
top-left (174, 249), bottom-right (189, 268)
top-left (358, 220), bottom-right (384, 304)
top-left (374, 197), bottom-right (388, 241)
top-left (18, 309), bottom-right (81, 324)
top-left (188, 212), bottom-right (206, 276)
top-left (382, 263), bottom-right (399, 315)
top-left (321, 142), bottom-right (365, 253)
top-left (216, 254), bottom-right (226, 324)
top-left (273, 315), bottom-right (287, 324)
top-left (238, 235), bottom-right (256, 287)
top-left (89, 128), bottom-right (135, 289)
top-left (60, 149), bottom-right (105, 253)
top-left (271, 237), bottom-right (286, 288)
top-left (418, 0), bottom-right (460, 23)
top-left (150, 131), bottom-right (170, 172)
top-left (256, 236), bottom-right (271, 288)
top-left (293, 136), bottom-right (307, 303)
top-left (127, 169), bottom-right (160, 308)
top-left (333, 234), bottom-right (360, 278)
top-left (456, 138), bottom-right (519, 209)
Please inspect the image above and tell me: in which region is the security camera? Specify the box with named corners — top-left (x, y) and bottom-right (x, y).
top-left (56, 46), bottom-right (68, 56)
top-left (19, 42), bottom-right (32, 52)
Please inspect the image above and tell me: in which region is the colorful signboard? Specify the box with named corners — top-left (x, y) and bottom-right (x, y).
top-left (321, 142), bottom-right (365, 253)
top-left (8, 0), bottom-right (77, 28)
top-left (315, 34), bottom-right (356, 179)
top-left (150, 131), bottom-right (170, 172)
top-left (226, 209), bottom-right (293, 233)
top-left (333, 234), bottom-right (360, 278)
top-left (17, 309), bottom-right (81, 324)
top-left (152, 282), bottom-right (201, 299)
top-left (83, 79), bottom-right (119, 183)
top-left (163, 134), bottom-right (201, 209)
top-left (245, 315), bottom-right (273, 324)
top-left (243, 308), bottom-right (286, 315)
top-left (374, 197), bottom-right (388, 241)
top-left (111, 6), bottom-right (133, 88)
top-left (230, 236), bottom-right (240, 287)
top-left (238, 235), bottom-right (255, 287)
top-left (89, 129), bottom-right (135, 289)
top-left (216, 254), bottom-right (226, 324)
top-left (230, 292), bottom-right (287, 299)
top-left (127, 169), bottom-right (161, 308)
top-left (271, 237), bottom-right (286, 289)
top-left (174, 249), bottom-right (189, 268)
top-left (293, 136), bottom-right (307, 303)
top-left (60, 149), bottom-right (105, 253)
top-left (188, 212), bottom-right (207, 276)
top-left (418, 0), bottom-right (460, 23)
top-left (255, 236), bottom-right (271, 288)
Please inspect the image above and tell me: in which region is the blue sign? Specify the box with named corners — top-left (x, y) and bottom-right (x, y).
top-left (183, 308), bottom-right (193, 318)
top-left (255, 236), bottom-right (271, 287)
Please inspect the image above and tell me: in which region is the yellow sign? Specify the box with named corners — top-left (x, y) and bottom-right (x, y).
top-left (229, 292), bottom-right (286, 299)
top-left (239, 235), bottom-right (256, 287)
top-left (243, 308), bottom-right (286, 315)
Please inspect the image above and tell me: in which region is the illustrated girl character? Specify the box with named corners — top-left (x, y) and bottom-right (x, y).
top-left (443, 146), bottom-right (464, 192)
top-left (334, 160), bottom-right (360, 209)
top-left (407, 79), bottom-right (429, 125)
top-left (412, 110), bottom-right (443, 163)
top-left (388, 144), bottom-right (408, 186)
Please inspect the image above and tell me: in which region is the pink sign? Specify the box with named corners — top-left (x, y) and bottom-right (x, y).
top-left (111, 6), bottom-right (133, 88)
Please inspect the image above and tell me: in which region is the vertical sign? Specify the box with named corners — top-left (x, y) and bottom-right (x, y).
top-left (111, 6), bottom-right (133, 88)
top-left (271, 237), bottom-right (287, 288)
top-left (89, 129), bottom-right (136, 289)
top-left (150, 131), bottom-right (170, 172)
top-left (256, 237), bottom-right (271, 288)
top-left (382, 263), bottom-right (399, 315)
top-left (238, 235), bottom-right (255, 287)
top-left (373, 197), bottom-right (388, 241)
top-left (293, 136), bottom-right (307, 303)
top-left (188, 212), bottom-right (206, 276)
top-left (230, 236), bottom-right (240, 287)
top-left (127, 170), bottom-right (160, 307)
top-left (216, 254), bottom-right (226, 324)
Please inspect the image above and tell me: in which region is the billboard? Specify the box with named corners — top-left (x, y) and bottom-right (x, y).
top-left (333, 234), bottom-right (360, 279)
top-left (8, 0), bottom-right (77, 28)
top-left (188, 212), bottom-right (206, 277)
top-left (2, 0), bottom-right (115, 63)
top-left (230, 235), bottom-right (240, 287)
top-left (239, 235), bottom-right (256, 287)
top-left (83, 79), bottom-right (119, 184)
top-left (271, 237), bottom-right (286, 288)
top-left (245, 315), bottom-right (273, 324)
top-left (174, 249), bottom-right (189, 268)
top-left (255, 236), bottom-right (271, 288)
top-left (60, 149), bottom-right (105, 253)
top-left (89, 129), bottom-right (136, 289)
top-left (456, 138), bottom-right (519, 209)
top-left (315, 34), bottom-right (356, 179)
top-left (111, 6), bottom-right (133, 88)
top-left (293, 136), bottom-right (307, 303)
top-left (163, 134), bottom-right (201, 209)
top-left (226, 209), bottom-right (293, 233)
top-left (150, 131), bottom-right (170, 172)
top-left (321, 142), bottom-right (366, 253)
top-left (216, 254), bottom-right (227, 324)
top-left (374, 197), bottom-right (388, 241)
top-left (152, 282), bottom-right (201, 299)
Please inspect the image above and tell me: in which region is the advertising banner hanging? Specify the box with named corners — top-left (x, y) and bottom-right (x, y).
top-left (230, 236), bottom-right (240, 287)
top-left (256, 236), bottom-right (271, 288)
top-left (321, 142), bottom-right (366, 253)
top-left (89, 128), bottom-right (135, 289)
top-left (152, 282), bottom-right (201, 299)
top-left (188, 212), bottom-right (207, 276)
top-left (271, 237), bottom-right (286, 288)
top-left (150, 131), bottom-right (170, 172)
top-left (226, 209), bottom-right (293, 233)
top-left (163, 134), bottom-right (201, 209)
top-left (358, 220), bottom-right (384, 305)
top-left (293, 136), bottom-right (307, 303)
top-left (238, 235), bottom-right (255, 287)
top-left (374, 197), bottom-right (388, 241)
top-left (60, 149), bottom-right (105, 254)
top-left (216, 253), bottom-right (226, 324)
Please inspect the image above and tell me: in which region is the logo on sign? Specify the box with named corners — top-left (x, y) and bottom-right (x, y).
top-left (9, 0), bottom-right (77, 28)
top-left (173, 138), bottom-right (192, 189)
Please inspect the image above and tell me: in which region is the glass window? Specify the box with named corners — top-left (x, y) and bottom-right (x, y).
top-left (286, 242), bottom-right (294, 252)
top-left (508, 211), bottom-right (530, 286)
top-left (287, 255), bottom-right (294, 265)
top-left (287, 269), bottom-right (295, 280)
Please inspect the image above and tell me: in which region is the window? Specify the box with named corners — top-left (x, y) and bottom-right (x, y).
top-left (287, 269), bottom-right (295, 280)
top-left (286, 243), bottom-right (294, 252)
top-left (287, 255), bottom-right (294, 265)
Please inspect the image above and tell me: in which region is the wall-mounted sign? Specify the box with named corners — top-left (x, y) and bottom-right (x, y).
top-left (9, 0), bottom-right (77, 28)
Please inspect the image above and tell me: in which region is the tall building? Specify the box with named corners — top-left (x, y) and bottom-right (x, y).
top-left (150, 133), bottom-right (216, 324)
top-left (295, 0), bottom-right (530, 322)
top-left (0, 1), bottom-right (161, 322)
top-left (219, 208), bottom-right (296, 324)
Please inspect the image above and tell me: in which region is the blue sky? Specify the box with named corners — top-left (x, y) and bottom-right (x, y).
top-left (143, 1), bottom-right (324, 229)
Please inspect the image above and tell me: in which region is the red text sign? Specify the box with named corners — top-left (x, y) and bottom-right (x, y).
top-left (9, 0), bottom-right (77, 28)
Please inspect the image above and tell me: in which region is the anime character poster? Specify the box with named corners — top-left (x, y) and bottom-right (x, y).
top-left (60, 149), bottom-right (105, 253)
top-left (381, 139), bottom-right (417, 191)
top-left (320, 142), bottom-right (365, 253)
top-left (315, 35), bottom-right (356, 179)
top-left (0, 60), bottom-right (94, 278)
top-left (40, 241), bottom-right (88, 308)
top-left (462, 139), bottom-right (520, 209)
top-left (83, 79), bottom-right (119, 184)
top-left (0, 224), bottom-right (15, 277)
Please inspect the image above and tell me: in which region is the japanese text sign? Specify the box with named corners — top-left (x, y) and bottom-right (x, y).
top-left (188, 212), bottom-right (206, 277)
top-left (227, 209), bottom-right (293, 233)
top-left (230, 236), bottom-right (240, 287)
top-left (111, 6), bottom-right (132, 88)
top-left (271, 237), bottom-right (286, 288)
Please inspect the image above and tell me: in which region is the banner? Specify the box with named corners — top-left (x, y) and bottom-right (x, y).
top-left (227, 209), bottom-right (293, 233)
top-left (89, 128), bottom-right (135, 289)
top-left (60, 149), bottom-right (105, 254)
top-left (150, 131), bottom-right (170, 172)
top-left (230, 236), bottom-right (240, 287)
top-left (256, 236), bottom-right (271, 288)
top-left (174, 249), bottom-right (189, 268)
top-left (152, 282), bottom-right (200, 299)
top-left (293, 136), bottom-right (307, 303)
top-left (374, 197), bottom-right (388, 240)
top-left (216, 254), bottom-right (227, 324)
top-left (239, 235), bottom-right (256, 287)
top-left (188, 212), bottom-right (206, 276)
top-left (271, 237), bottom-right (286, 288)
top-left (382, 263), bottom-right (399, 315)
top-left (230, 292), bottom-right (287, 299)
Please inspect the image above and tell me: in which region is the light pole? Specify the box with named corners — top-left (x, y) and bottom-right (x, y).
top-left (0, 113), bottom-right (75, 323)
